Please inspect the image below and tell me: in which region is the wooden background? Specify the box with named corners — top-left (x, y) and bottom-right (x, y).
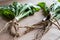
top-left (0, 0), bottom-right (60, 40)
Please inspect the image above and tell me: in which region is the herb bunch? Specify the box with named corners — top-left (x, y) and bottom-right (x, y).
top-left (0, 2), bottom-right (41, 37)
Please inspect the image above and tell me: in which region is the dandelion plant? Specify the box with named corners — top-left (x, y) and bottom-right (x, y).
top-left (0, 2), bottom-right (40, 37)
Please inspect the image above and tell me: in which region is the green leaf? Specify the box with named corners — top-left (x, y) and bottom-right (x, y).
top-left (10, 2), bottom-right (23, 16)
top-left (31, 6), bottom-right (40, 12)
top-left (55, 14), bottom-right (60, 19)
top-left (15, 3), bottom-right (40, 21)
top-left (50, 2), bottom-right (60, 19)
top-left (0, 5), bottom-right (15, 20)
top-left (2, 9), bottom-right (15, 20)
top-left (58, 0), bottom-right (60, 2)
top-left (37, 2), bottom-right (45, 9)
top-left (0, 2), bottom-right (40, 21)
top-left (37, 2), bottom-right (50, 16)
top-left (15, 10), bottom-right (32, 20)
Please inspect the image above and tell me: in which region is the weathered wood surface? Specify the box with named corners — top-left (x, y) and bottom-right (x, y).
top-left (0, 0), bottom-right (60, 40)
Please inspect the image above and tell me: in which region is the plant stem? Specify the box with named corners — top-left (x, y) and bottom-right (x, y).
top-left (54, 18), bottom-right (60, 26)
top-left (49, 20), bottom-right (60, 30)
top-left (15, 10), bottom-right (32, 21)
